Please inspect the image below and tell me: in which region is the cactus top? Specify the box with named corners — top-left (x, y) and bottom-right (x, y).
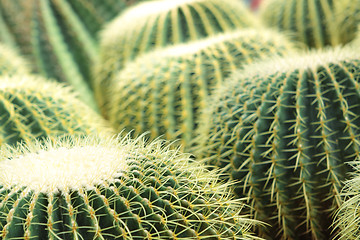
top-left (0, 139), bottom-right (127, 193)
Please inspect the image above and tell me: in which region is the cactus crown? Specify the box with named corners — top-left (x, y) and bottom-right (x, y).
top-left (0, 135), bottom-right (259, 239)
top-left (107, 28), bottom-right (296, 149)
top-left (0, 75), bottom-right (112, 146)
top-left (195, 46), bottom-right (360, 239)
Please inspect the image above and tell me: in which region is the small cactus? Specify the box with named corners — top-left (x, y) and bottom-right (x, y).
top-left (0, 75), bottom-right (112, 147)
top-left (334, 161), bottom-right (360, 240)
top-left (0, 0), bottom-right (146, 110)
top-left (0, 43), bottom-right (29, 76)
top-left (0, 135), bottom-right (260, 239)
top-left (259, 0), bottom-right (360, 49)
top-left (94, 0), bottom-right (260, 117)
top-left (107, 29), bottom-right (296, 149)
top-left (195, 47), bottom-right (360, 239)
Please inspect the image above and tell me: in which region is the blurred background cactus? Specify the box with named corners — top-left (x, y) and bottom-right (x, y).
top-left (0, 43), bottom-right (29, 75)
top-left (259, 0), bottom-right (360, 49)
top-left (0, 75), bottom-right (112, 147)
top-left (195, 47), bottom-right (360, 239)
top-left (0, 135), bottom-right (259, 239)
top-left (107, 29), bottom-right (296, 149)
top-left (94, 0), bottom-right (260, 117)
top-left (0, 0), bottom-right (148, 110)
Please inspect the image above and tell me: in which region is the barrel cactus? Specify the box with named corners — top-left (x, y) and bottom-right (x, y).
top-left (259, 0), bottom-right (360, 49)
top-left (195, 47), bottom-right (360, 239)
top-left (0, 43), bottom-right (29, 76)
top-left (0, 135), bottom-right (259, 239)
top-left (94, 0), bottom-right (260, 116)
top-left (0, 75), bottom-right (112, 147)
top-left (0, 0), bottom-right (146, 110)
top-left (107, 29), bottom-right (296, 149)
top-left (334, 161), bottom-right (360, 240)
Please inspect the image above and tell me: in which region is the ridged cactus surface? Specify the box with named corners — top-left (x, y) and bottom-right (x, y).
top-left (0, 135), bottom-right (258, 239)
top-left (107, 29), bottom-right (295, 149)
top-left (195, 47), bottom-right (360, 239)
top-left (334, 162), bottom-right (360, 240)
top-left (94, 0), bottom-right (260, 116)
top-left (259, 0), bottom-right (360, 49)
top-left (0, 43), bottom-right (29, 76)
top-left (0, 0), bottom-right (146, 110)
top-left (0, 75), bottom-right (112, 147)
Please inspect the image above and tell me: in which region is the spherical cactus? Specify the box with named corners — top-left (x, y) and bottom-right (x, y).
top-left (0, 43), bottom-right (29, 76)
top-left (107, 29), bottom-right (296, 149)
top-left (0, 135), bottom-right (259, 239)
top-left (0, 75), bottom-right (112, 147)
top-left (0, 0), bottom-right (147, 110)
top-left (259, 0), bottom-right (360, 49)
top-left (94, 0), bottom-right (260, 116)
top-left (334, 161), bottom-right (360, 240)
top-left (195, 47), bottom-right (360, 239)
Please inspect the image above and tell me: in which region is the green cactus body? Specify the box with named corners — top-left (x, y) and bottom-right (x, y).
top-left (0, 135), bottom-right (258, 239)
top-left (0, 0), bottom-right (145, 111)
top-left (195, 47), bottom-right (360, 239)
top-left (94, 0), bottom-right (260, 117)
top-left (107, 29), bottom-right (296, 149)
top-left (334, 162), bottom-right (360, 240)
top-left (259, 0), bottom-right (360, 49)
top-left (0, 44), bottom-right (29, 76)
top-left (0, 75), bottom-right (112, 147)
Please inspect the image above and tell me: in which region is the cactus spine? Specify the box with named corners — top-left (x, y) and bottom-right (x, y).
top-left (334, 161), bottom-right (360, 240)
top-left (0, 135), bottom-right (259, 239)
top-left (259, 0), bottom-right (360, 49)
top-left (107, 29), bottom-right (296, 149)
top-left (0, 75), bottom-right (112, 147)
top-left (0, 0), bottom-right (146, 110)
top-left (195, 47), bottom-right (360, 239)
top-left (94, 0), bottom-right (260, 117)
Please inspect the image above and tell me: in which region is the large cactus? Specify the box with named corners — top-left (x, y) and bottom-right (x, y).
top-left (0, 43), bottom-right (29, 76)
top-left (94, 0), bottom-right (260, 117)
top-left (259, 0), bottom-right (360, 49)
top-left (334, 161), bottom-right (360, 240)
top-left (0, 75), bottom-right (112, 147)
top-left (107, 29), bottom-right (296, 149)
top-left (0, 135), bottom-right (259, 239)
top-left (0, 0), bottom-right (146, 110)
top-left (195, 47), bottom-right (360, 239)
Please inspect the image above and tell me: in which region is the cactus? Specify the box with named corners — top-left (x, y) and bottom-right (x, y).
top-left (0, 75), bottom-right (112, 147)
top-left (194, 47), bottom-right (360, 239)
top-left (94, 0), bottom-right (260, 117)
top-left (0, 135), bottom-right (260, 239)
top-left (0, 43), bottom-right (29, 76)
top-left (259, 0), bottom-right (360, 49)
top-left (334, 161), bottom-right (360, 240)
top-left (107, 29), bottom-right (296, 149)
top-left (0, 0), bottom-right (147, 111)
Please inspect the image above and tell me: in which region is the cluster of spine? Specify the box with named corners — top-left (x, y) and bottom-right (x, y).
top-left (0, 0), bottom-right (145, 110)
top-left (0, 75), bottom-right (112, 147)
top-left (94, 0), bottom-right (259, 116)
top-left (107, 29), bottom-right (296, 149)
top-left (259, 0), bottom-right (360, 49)
top-left (334, 161), bottom-right (360, 240)
top-left (0, 135), bottom-right (258, 239)
top-left (195, 47), bottom-right (360, 239)
top-left (0, 43), bottom-right (29, 76)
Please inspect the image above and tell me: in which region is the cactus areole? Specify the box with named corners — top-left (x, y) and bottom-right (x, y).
top-left (196, 47), bottom-right (360, 239)
top-left (0, 136), bottom-right (254, 239)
